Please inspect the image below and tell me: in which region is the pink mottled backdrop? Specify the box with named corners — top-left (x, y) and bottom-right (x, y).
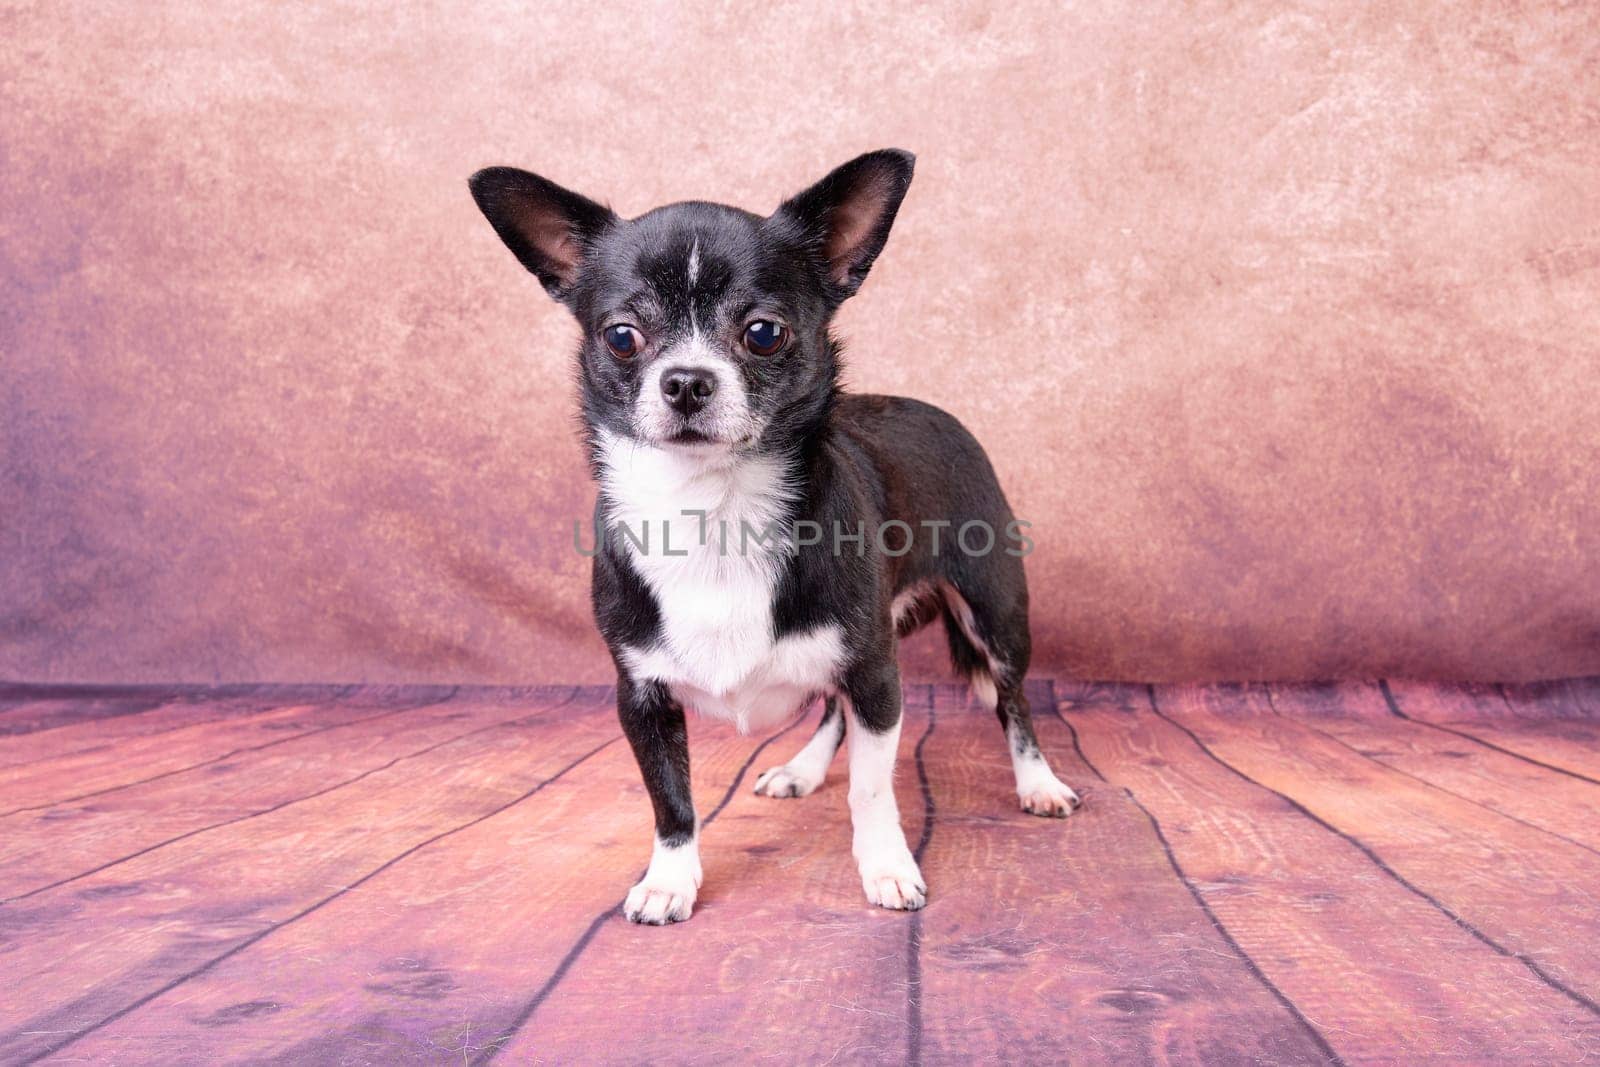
top-left (4, 2), bottom-right (1599, 685)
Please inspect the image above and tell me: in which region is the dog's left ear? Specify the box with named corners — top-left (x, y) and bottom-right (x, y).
top-left (776, 149), bottom-right (915, 300)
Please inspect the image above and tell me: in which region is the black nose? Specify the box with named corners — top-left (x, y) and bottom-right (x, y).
top-left (661, 367), bottom-right (717, 416)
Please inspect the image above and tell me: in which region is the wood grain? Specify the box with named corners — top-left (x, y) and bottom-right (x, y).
top-left (0, 690), bottom-right (616, 1063)
top-left (0, 687), bottom-right (581, 899)
top-left (0, 687), bottom-right (327, 768)
top-left (1389, 679), bottom-right (1600, 782)
top-left (501, 688), bottom-right (937, 1065)
top-left (0, 687), bottom-right (462, 814)
top-left (5, 678), bottom-right (1600, 1064)
top-left (1153, 683), bottom-right (1600, 1014)
top-left (1066, 681), bottom-right (1600, 1062)
top-left (918, 681), bottom-right (1334, 1064)
top-left (1277, 681), bottom-right (1600, 853)
top-left (0, 686), bottom-right (205, 736)
top-left (35, 692), bottom-right (802, 1064)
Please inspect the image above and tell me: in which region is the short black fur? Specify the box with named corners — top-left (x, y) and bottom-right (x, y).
top-left (471, 149), bottom-right (1073, 924)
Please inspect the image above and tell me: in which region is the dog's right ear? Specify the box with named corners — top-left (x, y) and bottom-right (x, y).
top-left (468, 167), bottom-right (618, 302)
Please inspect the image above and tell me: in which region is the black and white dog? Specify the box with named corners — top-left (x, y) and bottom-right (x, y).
top-left (470, 150), bottom-right (1079, 924)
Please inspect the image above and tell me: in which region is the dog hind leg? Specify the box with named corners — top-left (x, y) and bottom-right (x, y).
top-left (942, 581), bottom-right (1080, 817)
top-left (753, 695), bottom-right (845, 798)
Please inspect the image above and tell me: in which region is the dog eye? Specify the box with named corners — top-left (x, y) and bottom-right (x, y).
top-left (743, 320), bottom-right (787, 356)
top-left (602, 325), bottom-right (644, 359)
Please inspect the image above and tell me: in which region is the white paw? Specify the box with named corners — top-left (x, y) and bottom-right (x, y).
top-left (1019, 775), bottom-right (1082, 818)
top-left (753, 763), bottom-right (822, 798)
top-left (858, 848), bottom-right (927, 911)
top-left (623, 874), bottom-right (699, 925)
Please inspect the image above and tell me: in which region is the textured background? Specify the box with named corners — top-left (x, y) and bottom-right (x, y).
top-left (4, 2), bottom-right (1599, 685)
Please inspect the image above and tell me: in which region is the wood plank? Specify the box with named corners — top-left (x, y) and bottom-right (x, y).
top-left (0, 683), bottom-right (199, 704)
top-left (1565, 675), bottom-right (1600, 714)
top-left (1154, 683), bottom-right (1600, 1016)
top-left (0, 685), bottom-right (371, 737)
top-left (32, 694), bottom-right (806, 1064)
top-left (1500, 678), bottom-right (1597, 720)
top-left (509, 688), bottom-right (936, 1064)
top-left (1419, 719), bottom-right (1600, 783)
top-left (0, 690), bottom-right (620, 1063)
top-left (0, 690), bottom-right (197, 736)
top-left (12, 674), bottom-right (1600, 1064)
top-left (1276, 681), bottom-right (1600, 853)
top-left (0, 686), bottom-right (344, 768)
top-left (0, 687), bottom-right (581, 900)
top-left (1389, 680), bottom-right (1600, 782)
top-left (0, 686), bottom-right (460, 814)
top-left (915, 681), bottom-right (1334, 1064)
top-left (1065, 681), bottom-right (1600, 1062)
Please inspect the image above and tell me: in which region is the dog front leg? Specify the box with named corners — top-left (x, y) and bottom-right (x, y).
top-left (616, 675), bottom-right (701, 924)
top-left (843, 667), bottom-right (926, 910)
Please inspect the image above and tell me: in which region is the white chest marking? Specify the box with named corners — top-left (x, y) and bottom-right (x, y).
top-left (599, 432), bottom-right (844, 733)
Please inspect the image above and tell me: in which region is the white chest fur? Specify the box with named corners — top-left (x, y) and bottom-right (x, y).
top-left (598, 433), bottom-right (844, 733)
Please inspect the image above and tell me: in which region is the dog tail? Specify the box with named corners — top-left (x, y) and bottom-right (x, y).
top-left (938, 586), bottom-right (1001, 712)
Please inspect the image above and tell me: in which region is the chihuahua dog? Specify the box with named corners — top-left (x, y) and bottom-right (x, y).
top-left (470, 150), bottom-right (1079, 924)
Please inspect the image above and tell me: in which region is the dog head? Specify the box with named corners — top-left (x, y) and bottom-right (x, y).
top-left (469, 150), bottom-right (914, 457)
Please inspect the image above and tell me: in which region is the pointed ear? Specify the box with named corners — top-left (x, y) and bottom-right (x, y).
top-left (468, 166), bottom-right (618, 301)
top-left (776, 149), bottom-right (915, 299)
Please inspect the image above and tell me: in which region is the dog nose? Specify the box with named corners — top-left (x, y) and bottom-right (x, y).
top-left (661, 368), bottom-right (717, 416)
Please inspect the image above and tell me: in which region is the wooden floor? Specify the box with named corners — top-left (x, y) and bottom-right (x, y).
top-left (3, 679), bottom-right (1600, 1064)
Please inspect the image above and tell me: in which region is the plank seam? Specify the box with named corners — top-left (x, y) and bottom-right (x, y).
top-left (1263, 687), bottom-right (1600, 861)
top-left (1, 697), bottom-right (335, 768)
top-left (1147, 685), bottom-right (1600, 1019)
top-left (1382, 681), bottom-right (1600, 788)
top-left (1500, 680), bottom-right (1600, 719)
top-left (906, 684), bottom-right (937, 1067)
top-left (1057, 687), bottom-right (1108, 784)
top-left (470, 708), bottom-right (811, 1064)
top-left (1051, 698), bottom-right (1344, 1065)
top-left (15, 733), bottom-right (624, 1065)
top-left (0, 698), bottom-right (175, 737)
top-left (1, 687), bottom-right (590, 904)
top-left (0, 685), bottom-right (366, 737)
top-left (0, 688), bottom-right (464, 818)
